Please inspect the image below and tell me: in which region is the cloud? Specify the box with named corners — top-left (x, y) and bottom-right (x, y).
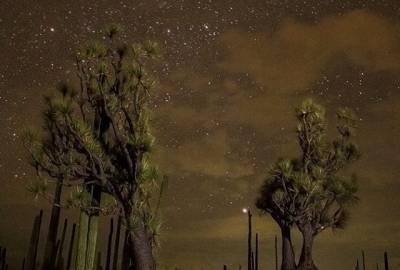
top-left (154, 11), bottom-right (400, 268)
top-left (353, 95), bottom-right (400, 186)
top-left (219, 10), bottom-right (400, 93)
top-left (156, 128), bottom-right (254, 178)
top-left (154, 9), bottom-right (400, 179)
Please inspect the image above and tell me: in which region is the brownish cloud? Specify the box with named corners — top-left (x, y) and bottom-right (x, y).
top-left (156, 129), bottom-right (254, 178)
top-left (219, 10), bottom-right (400, 93)
top-left (157, 10), bottom-right (400, 180)
top-left (154, 10), bottom-right (400, 268)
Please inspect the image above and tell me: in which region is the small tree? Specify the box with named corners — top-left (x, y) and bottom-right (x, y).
top-left (256, 99), bottom-right (360, 270)
top-left (22, 92), bottom-right (70, 270)
top-left (23, 24), bottom-right (164, 270)
top-left (256, 161), bottom-right (297, 270)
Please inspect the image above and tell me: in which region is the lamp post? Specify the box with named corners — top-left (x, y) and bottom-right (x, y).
top-left (255, 233), bottom-right (259, 270)
top-left (243, 208), bottom-right (252, 270)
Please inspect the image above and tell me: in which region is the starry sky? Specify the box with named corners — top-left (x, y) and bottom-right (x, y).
top-left (1, 0), bottom-right (400, 269)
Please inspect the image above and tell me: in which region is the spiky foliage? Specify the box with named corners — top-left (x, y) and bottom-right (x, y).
top-left (294, 99), bottom-right (360, 233)
top-left (257, 159), bottom-right (298, 228)
top-left (257, 99), bottom-right (360, 270)
top-left (22, 24), bottom-right (165, 270)
top-left (259, 100), bottom-right (359, 230)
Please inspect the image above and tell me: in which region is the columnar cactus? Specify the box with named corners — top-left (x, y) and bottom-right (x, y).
top-left (42, 181), bottom-right (63, 270)
top-left (112, 215), bottom-right (122, 270)
top-left (66, 223), bottom-right (76, 270)
top-left (26, 210), bottom-right (43, 270)
top-left (384, 252), bottom-right (389, 270)
top-left (105, 218), bottom-right (114, 270)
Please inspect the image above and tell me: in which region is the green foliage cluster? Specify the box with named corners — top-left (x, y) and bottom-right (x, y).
top-left (257, 98), bottom-right (360, 240)
top-left (22, 24), bottom-right (165, 245)
top-left (257, 99), bottom-right (360, 269)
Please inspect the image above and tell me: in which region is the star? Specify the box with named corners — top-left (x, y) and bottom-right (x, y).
top-left (0, 1), bottom-right (400, 270)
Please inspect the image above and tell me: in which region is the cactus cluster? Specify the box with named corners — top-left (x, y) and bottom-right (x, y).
top-left (10, 207), bottom-right (127, 270)
top-left (354, 250), bottom-right (390, 270)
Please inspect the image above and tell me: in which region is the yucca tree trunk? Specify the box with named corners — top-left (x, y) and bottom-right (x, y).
top-left (121, 230), bottom-right (131, 270)
top-left (42, 179), bottom-right (63, 270)
top-left (297, 223), bottom-right (317, 270)
top-left (280, 226), bottom-right (296, 270)
top-left (124, 205), bottom-right (155, 270)
top-left (129, 226), bottom-right (155, 270)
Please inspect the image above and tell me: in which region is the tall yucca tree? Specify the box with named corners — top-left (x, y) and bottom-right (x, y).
top-left (23, 24), bottom-right (165, 270)
top-left (256, 99), bottom-right (360, 270)
top-left (294, 100), bottom-right (359, 270)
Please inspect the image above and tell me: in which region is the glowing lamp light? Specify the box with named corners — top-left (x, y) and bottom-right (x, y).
top-left (242, 208), bottom-right (248, 214)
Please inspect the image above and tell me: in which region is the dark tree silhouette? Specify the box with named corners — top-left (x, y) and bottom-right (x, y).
top-left (23, 24), bottom-right (165, 270)
top-left (294, 100), bottom-right (359, 270)
top-left (256, 160), bottom-right (297, 270)
top-left (257, 99), bottom-right (360, 270)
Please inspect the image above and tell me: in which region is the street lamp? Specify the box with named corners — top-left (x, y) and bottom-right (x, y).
top-left (243, 207), bottom-right (252, 270)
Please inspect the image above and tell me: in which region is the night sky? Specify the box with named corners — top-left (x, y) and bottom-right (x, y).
top-left (1, 0), bottom-right (400, 269)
